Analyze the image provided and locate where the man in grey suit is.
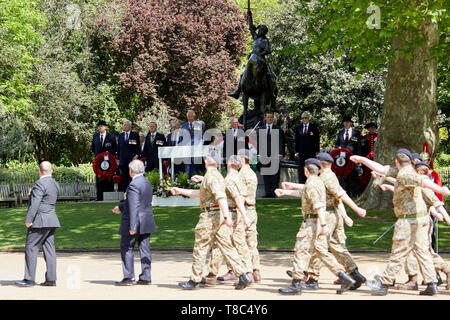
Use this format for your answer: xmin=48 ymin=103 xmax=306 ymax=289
xmin=15 ymin=161 xmax=60 ymax=287
xmin=112 ymin=160 xmax=157 ymax=285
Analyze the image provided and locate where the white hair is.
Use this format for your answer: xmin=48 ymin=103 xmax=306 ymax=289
xmin=128 ymin=160 xmax=145 ymax=174
xmin=139 ymin=132 xmax=145 ymax=137
xmin=186 ymin=110 xmax=196 ymax=117
xmin=301 ymin=111 xmax=310 ymax=118
xmin=123 ymin=120 xmax=132 ymax=126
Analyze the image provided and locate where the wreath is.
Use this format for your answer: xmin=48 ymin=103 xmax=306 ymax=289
xmin=93 ymin=152 xmax=118 ymax=181
xmin=330 ymin=148 xmax=355 ymax=178
xmin=113 ymin=174 xmax=122 ymax=184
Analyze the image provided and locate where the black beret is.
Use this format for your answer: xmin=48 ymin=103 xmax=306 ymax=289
xmin=364 ymin=122 xmax=377 ymax=129
xmin=97 ymin=120 xmax=107 ymax=127
xmin=396 ymin=148 xmax=412 ymax=159
xmin=414 ymin=161 xmax=430 ymax=169
xmin=305 ymin=158 xmax=322 ymax=169
xmin=317 ymin=152 xmax=333 ymax=163
xmin=411 ymin=153 xmax=423 ymax=161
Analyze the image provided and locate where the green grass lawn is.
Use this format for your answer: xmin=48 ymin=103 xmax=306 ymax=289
xmin=1 ymin=199 xmax=450 ymax=251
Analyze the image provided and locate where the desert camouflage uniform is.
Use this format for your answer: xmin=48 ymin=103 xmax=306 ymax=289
xmin=291 ymin=175 xmax=345 ymax=280
xmin=379 ymin=165 xmax=436 ymax=285
xmin=307 ymin=168 xmax=358 ymax=281
xmin=208 ymin=170 xmax=252 ymax=275
xmin=190 ymin=168 xmax=246 ymax=283
xmin=405 ymin=181 xmax=448 ymax=276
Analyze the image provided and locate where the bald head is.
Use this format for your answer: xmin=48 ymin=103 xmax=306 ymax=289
xmin=39 ymin=161 xmax=53 ymax=176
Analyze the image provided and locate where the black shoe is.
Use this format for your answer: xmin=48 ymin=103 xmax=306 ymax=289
xmin=349 ymin=268 xmax=366 ymax=290
xmin=301 ymin=278 xmax=319 ymax=290
xmin=336 ymin=271 xmax=356 ymax=294
xmin=286 ymin=270 xmax=293 ymax=278
xmin=279 ymin=279 xmax=302 ymax=295
xmin=228 ymin=90 xmax=240 ymax=99
xmin=115 ymin=278 xmax=136 ymax=286
xmin=235 ymin=274 xmax=252 ymax=290
xmin=40 ymin=281 xmax=56 ymax=287
xmin=178 ymin=280 xmax=200 ymax=290
xmin=437 ymin=273 xmax=443 ymax=286
xmin=136 ymin=280 xmax=151 ymax=285
xmin=420 ymin=283 xmax=439 ymax=296
xmin=366 ymin=275 xmax=389 ymax=296
xmin=15 ymin=279 xmax=35 ymax=287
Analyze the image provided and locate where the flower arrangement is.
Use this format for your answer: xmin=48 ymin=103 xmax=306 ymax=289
xmin=145 ymin=169 xmax=200 ymax=198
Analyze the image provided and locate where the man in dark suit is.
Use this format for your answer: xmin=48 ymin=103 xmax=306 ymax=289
xmin=294 ymin=111 xmax=320 ymax=183
xmin=181 ymin=110 xmax=204 ymax=177
xmin=112 ymin=160 xmax=157 ymax=285
xmin=91 ymin=120 xmax=117 ymax=201
xmin=118 ymin=120 xmax=140 ymax=191
xmin=223 ymin=117 xmax=248 ymax=163
xmin=335 ymin=116 xmax=363 ymax=196
xmin=257 ymin=112 xmax=285 ymax=198
xmin=16 ymin=162 xmax=60 ymax=287
xmin=166 ymin=121 xmax=184 ymax=175
xmin=144 ymin=121 xmax=166 ymax=173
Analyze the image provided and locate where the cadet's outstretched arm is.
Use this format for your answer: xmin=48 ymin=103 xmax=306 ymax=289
xmin=234 ymin=195 xmax=251 ymax=227
xmin=422 ymin=179 xmax=450 ymax=197
xmin=170 ymin=187 xmax=200 ymax=198
xmin=436 ymin=205 xmax=450 ymax=226
xmin=275 ymin=188 xmax=302 ymax=198
xmin=429 ymin=206 xmax=444 ymax=221
xmin=337 ymin=201 xmax=354 ymax=227
xmin=316 ymin=207 xmax=329 ymax=235
xmin=350 ymin=155 xmax=388 ymax=175
xmin=339 ymin=193 xmax=366 ymax=217
xmin=380 ymin=184 xmax=395 ymax=192
xmin=281 ymin=182 xmax=305 ymax=191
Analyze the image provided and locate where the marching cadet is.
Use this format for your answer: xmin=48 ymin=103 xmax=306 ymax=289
xmin=350 ymin=149 xmax=450 ymax=296
xmin=170 ymin=152 xmax=252 ymax=290
xmin=277 ymin=158 xmax=356 ymax=295
xmin=277 ymin=152 xmax=367 ymax=290
xmin=202 ymin=155 xmax=253 ymax=287
xmin=379 ymin=161 xmax=450 ymax=291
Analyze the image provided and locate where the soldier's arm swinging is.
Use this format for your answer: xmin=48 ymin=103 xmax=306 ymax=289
xmin=350 ymin=155 xmax=389 ymax=175
xmin=170 ymin=187 xmax=200 ymax=198
xmin=316 ymin=206 xmax=329 ymax=235
xmin=428 ymin=206 xmax=444 ymax=221
xmin=422 ymin=179 xmax=450 ymax=197
xmin=337 ymin=201 xmax=353 ymax=227
xmin=218 ymin=197 xmax=233 ymax=227
xmin=339 ymin=193 xmax=366 ymax=217
xmin=234 ymin=194 xmax=252 ymax=227
xmin=275 ymin=188 xmax=302 ymax=198
xmin=281 ymin=182 xmax=305 ymax=191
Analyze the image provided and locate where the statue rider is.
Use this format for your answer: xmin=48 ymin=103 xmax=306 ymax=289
xmin=228 ymin=8 xmax=276 ymax=99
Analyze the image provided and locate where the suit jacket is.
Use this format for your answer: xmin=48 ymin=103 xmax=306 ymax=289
xmin=257 ymin=124 xmax=285 ymax=158
xmin=181 ymin=121 xmax=204 ymax=146
xmin=166 ymin=131 xmax=183 ymax=147
xmin=143 ymin=132 xmax=166 ymax=169
xmin=295 ymin=122 xmax=320 ymax=158
xmin=223 ymin=128 xmax=249 ymax=160
xmin=335 ymin=128 xmax=362 ymax=155
xmin=137 ymin=141 xmax=146 ymax=159
xmin=117 ymin=131 xmax=140 ymax=166
xmin=118 ymin=175 xmax=157 ymax=236
xmin=91 ymin=132 xmax=116 ymax=157
xmin=26 ymin=176 xmax=60 ymax=228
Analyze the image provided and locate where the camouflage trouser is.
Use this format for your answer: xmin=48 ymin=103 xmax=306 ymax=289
xmin=208 ymin=210 xmax=252 ymax=276
xmin=405 ymin=216 xmax=448 ymax=276
xmin=291 ymin=218 xmax=344 ymax=280
xmin=246 ymin=207 xmax=260 ymax=271
xmin=190 ymin=210 xmax=246 ymax=283
xmin=307 ymin=208 xmax=358 ymax=281
xmin=380 ymin=215 xmax=436 ymax=285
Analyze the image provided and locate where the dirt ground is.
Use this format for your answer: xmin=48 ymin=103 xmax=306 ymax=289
xmin=1 ymin=250 xmax=450 ymax=300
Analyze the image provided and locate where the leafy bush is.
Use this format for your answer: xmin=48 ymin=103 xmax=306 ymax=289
xmin=145 ymin=169 xmax=161 ymax=193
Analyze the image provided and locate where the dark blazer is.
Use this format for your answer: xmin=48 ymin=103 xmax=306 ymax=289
xmin=166 ymin=131 xmax=183 ymax=147
xmin=335 ymin=128 xmax=362 ymax=155
xmin=257 ymin=124 xmax=285 ymax=158
xmin=143 ymin=132 xmax=166 ymax=170
xmin=137 ymin=141 xmax=146 ymax=159
xmin=91 ymin=132 xmax=116 ymax=157
xmin=118 ymin=175 xmax=156 ymax=235
xmin=223 ymin=128 xmax=249 ymax=160
xmin=26 ymin=176 xmax=60 ymax=228
xmin=117 ymin=131 xmax=140 ymax=166
xmin=295 ymin=122 xmax=320 ymax=158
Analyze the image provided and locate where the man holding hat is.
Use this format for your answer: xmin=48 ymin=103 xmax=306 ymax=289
xmin=91 ymin=120 xmax=117 ymax=201
xmin=278 ymin=158 xmax=356 ymax=295
xmin=170 ymin=151 xmax=252 ymax=291
xmin=350 ymin=149 xmax=450 ymax=296
xmin=294 ymin=111 xmax=320 ymax=183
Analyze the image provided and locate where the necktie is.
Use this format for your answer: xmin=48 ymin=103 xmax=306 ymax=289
xmin=189 ymin=123 xmax=193 ymax=134
xmin=303 ymin=124 xmax=307 ymax=136
xmin=126 ymin=132 xmax=129 ymax=143
xmin=345 ymin=130 xmax=349 ymax=142
xmin=100 ymin=134 xmax=104 ymax=146
xmin=152 ymin=134 xmax=155 ymax=145
xmin=267 ymin=125 xmax=271 ymax=136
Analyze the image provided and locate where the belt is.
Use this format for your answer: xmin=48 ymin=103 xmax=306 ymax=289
xmin=399 ymin=211 xmax=429 ymax=219
xmin=229 ymin=207 xmax=237 ymax=212
xmin=206 ymin=205 xmax=220 ymax=212
xmin=245 ymin=204 xmax=256 ymax=210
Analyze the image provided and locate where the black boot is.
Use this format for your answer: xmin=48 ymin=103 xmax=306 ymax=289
xmin=301 ymin=278 xmax=319 ymax=291
xmin=349 ymin=268 xmax=366 ymax=290
xmin=336 ymin=271 xmax=356 ymax=294
xmin=178 ymin=280 xmax=200 ymax=290
xmin=437 ymin=273 xmax=443 ymax=286
xmin=279 ymin=279 xmax=302 ymax=295
xmin=235 ymin=274 xmax=252 ymax=290
xmin=366 ymin=275 xmax=389 ymax=296
xmin=420 ymin=282 xmax=439 ymax=296
xmin=286 ymin=270 xmax=293 ymax=278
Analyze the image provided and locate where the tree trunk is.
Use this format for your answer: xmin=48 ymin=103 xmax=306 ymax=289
xmin=361 ymin=19 xmax=439 ymax=209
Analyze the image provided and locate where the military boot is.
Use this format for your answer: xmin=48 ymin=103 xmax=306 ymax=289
xmin=349 ymin=268 xmax=366 ymax=290
xmin=336 ymin=271 xmax=356 ymax=294
xmin=420 ymin=282 xmax=439 ymax=296
xmin=178 ymin=280 xmax=200 ymax=290
xmin=253 ymin=270 xmax=261 ymax=283
xmin=301 ymin=278 xmax=319 ymax=291
xmin=279 ymin=279 xmax=302 ymax=295
xmin=235 ymin=273 xmax=252 ymax=290
xmin=200 ymin=272 xmax=217 ymax=286
xmin=395 ymin=275 xmax=418 ymax=290
xmin=217 ymin=270 xmax=237 ymax=282
xmin=366 ymin=275 xmax=389 ymax=296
